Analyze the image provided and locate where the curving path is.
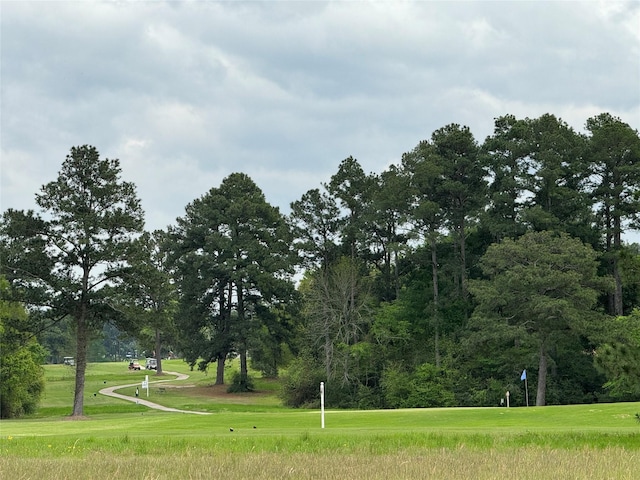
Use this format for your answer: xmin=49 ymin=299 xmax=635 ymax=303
xmin=99 ymin=370 xmax=211 ymax=415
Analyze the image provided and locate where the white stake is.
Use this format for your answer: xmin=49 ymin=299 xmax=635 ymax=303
xmin=320 ymin=382 xmax=325 ymax=429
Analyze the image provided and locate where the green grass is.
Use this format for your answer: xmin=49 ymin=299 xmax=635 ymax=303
xmin=37 ymin=359 xmax=281 ymax=415
xmin=4 ymin=403 xmax=640 ymax=444
xmin=2 ymin=361 xmax=640 ymax=479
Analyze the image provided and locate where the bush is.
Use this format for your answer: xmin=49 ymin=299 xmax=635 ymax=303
xmin=0 ymin=279 xmax=46 ymax=418
xmin=382 ymin=362 xmax=456 ymax=408
xmin=226 ymin=371 xmax=255 ymax=393
xmin=0 ymin=340 xmax=46 ymax=418
xmin=381 ymin=363 xmax=413 ymax=408
xmin=280 ymin=353 xmax=324 ymax=407
xmin=407 ymin=363 xmax=456 ymax=408
xmin=355 ymin=384 xmax=383 ymax=409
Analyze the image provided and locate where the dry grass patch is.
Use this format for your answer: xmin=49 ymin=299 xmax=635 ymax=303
xmin=2 ymin=448 xmax=638 ymax=480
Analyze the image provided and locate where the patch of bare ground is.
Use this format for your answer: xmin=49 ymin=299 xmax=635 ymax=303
xmin=188 ymin=384 xmax=273 ymax=401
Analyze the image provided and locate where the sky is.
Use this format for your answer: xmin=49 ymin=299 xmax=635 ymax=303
xmin=2 ymin=1 xmax=639 ymax=235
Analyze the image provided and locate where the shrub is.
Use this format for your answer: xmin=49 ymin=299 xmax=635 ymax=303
xmin=227 ymin=371 xmax=255 ymax=393
xmin=381 ymin=364 xmax=413 ymax=408
xmin=382 ymin=362 xmax=456 ymax=408
xmin=407 ymin=363 xmax=456 ymax=408
xmin=280 ymin=353 xmax=324 ymax=407
xmin=0 ymin=279 xmax=46 ymax=418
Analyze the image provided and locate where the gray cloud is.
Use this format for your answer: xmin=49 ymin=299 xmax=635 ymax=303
xmin=2 ymin=1 xmax=638 ymax=232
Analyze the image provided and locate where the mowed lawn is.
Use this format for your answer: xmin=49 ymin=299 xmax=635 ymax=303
xmin=2 ymin=361 xmax=640 ymax=479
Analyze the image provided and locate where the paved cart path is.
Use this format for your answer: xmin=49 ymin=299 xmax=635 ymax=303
xmin=99 ymin=371 xmax=211 ymax=415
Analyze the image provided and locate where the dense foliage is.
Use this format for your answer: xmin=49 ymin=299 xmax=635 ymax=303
xmin=0 ymin=277 xmax=46 ymax=418
xmin=283 ymin=112 xmax=639 ymax=408
xmin=2 ymin=112 xmax=639 ymax=413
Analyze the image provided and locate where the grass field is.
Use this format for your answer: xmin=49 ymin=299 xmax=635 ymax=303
xmin=1 ymin=360 xmax=640 ymax=479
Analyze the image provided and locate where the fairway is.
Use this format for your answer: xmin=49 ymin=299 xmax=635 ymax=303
xmin=2 ymin=361 xmax=640 ymax=479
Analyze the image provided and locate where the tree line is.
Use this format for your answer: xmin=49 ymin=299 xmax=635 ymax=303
xmin=1 ymin=112 xmax=639 ymax=417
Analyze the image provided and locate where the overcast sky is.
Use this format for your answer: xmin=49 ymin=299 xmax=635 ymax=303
xmin=2 ymin=1 xmax=639 ymax=234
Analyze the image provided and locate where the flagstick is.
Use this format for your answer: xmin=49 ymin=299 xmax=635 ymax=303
xmin=524 ymin=377 xmax=529 ymax=407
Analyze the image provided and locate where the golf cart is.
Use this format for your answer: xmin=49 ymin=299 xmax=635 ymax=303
xmin=145 ymin=358 xmax=157 ymax=370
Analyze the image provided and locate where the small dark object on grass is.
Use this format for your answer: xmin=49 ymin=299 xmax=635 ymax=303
xmin=635 ymin=413 xmax=640 ymax=423
xmin=230 ymin=428 xmax=234 ymax=432
xmin=253 ymin=426 xmax=256 ymax=429
xmin=93 ymin=393 xmax=97 ymax=396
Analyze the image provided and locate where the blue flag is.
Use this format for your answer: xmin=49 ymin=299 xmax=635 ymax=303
xmin=521 ymin=369 xmax=527 ymax=381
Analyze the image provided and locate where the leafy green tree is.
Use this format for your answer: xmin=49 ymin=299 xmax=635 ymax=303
xmin=594 ymin=309 xmax=640 ymax=400
xmin=522 ymin=114 xmax=595 ymax=243
xmin=480 ymin=114 xmax=531 ymax=241
xmin=402 ymin=134 xmax=478 ymax=366
xmin=169 ymin=191 xmax=232 ymax=383
xmin=586 ymin=113 xmax=640 ymax=315
xmin=367 ymin=165 xmax=412 ymax=302
xmin=431 ymin=124 xmax=486 ymax=299
xmin=619 ymin=244 xmax=640 ymax=311
xmin=402 ymin=140 xmax=447 ymax=365
xmin=220 ymin=173 xmax=297 ymax=388
xmin=37 ymin=315 xmax=75 ymax=364
xmin=170 ymin=173 xmax=296 ymax=388
xmin=470 ymin=231 xmax=608 ymax=406
xmin=100 ymin=321 xmax=139 ymax=362
xmin=326 ymin=156 xmax=375 ymax=261
xmin=481 ymin=113 xmax=598 ymax=245
xmin=248 ymin=303 xmax=297 ymax=378
xmin=324 ymin=158 xmax=410 ymax=302
xmin=0 ymin=277 xmax=46 ymax=418
xmin=371 ymin=299 xmax=413 ymax=365
xmin=289 ymin=188 xmax=342 ymax=273
xmin=115 ymin=230 xmax=178 ymax=375
xmin=0 ymin=145 xmax=144 ymax=417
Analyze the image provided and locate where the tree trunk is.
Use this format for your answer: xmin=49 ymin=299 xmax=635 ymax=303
xmin=155 ymin=327 xmax=163 ymax=375
xmin=240 ymin=348 xmax=248 ymax=385
xmin=431 ymin=234 xmax=441 ymax=368
xmin=613 ymin=263 xmax=623 ymax=316
xmin=608 ymin=260 xmax=616 ymax=314
xmin=603 ymin=204 xmax=615 ymax=314
xmin=536 ymin=341 xmax=547 ymax=406
xmin=215 ymin=353 xmax=225 ymax=385
xmin=393 ymin=248 xmax=400 ymax=299
xmin=237 ymin=283 xmax=249 ymax=388
xmin=459 ymin=219 xmax=467 ymax=300
xmin=613 ymin=215 xmax=624 ymax=315
xmin=71 ymin=314 xmax=88 ymax=417
xmin=384 ymin=241 xmax=392 ymax=301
